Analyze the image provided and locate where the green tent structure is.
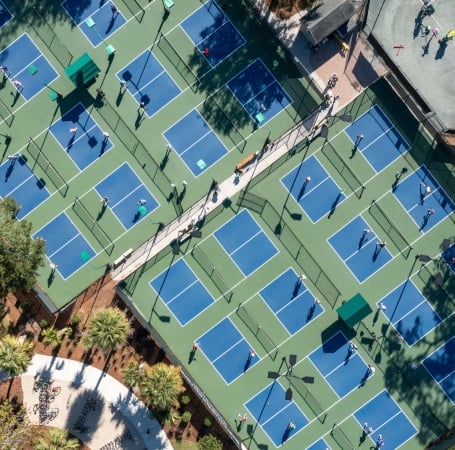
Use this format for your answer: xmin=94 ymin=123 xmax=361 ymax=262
xmin=65 ymin=53 xmax=100 ymax=88
xmin=336 ymin=293 xmax=373 ymax=328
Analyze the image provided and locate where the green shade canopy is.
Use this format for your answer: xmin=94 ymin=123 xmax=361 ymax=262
xmin=336 ymin=293 xmax=373 ymax=328
xmin=65 ymin=53 xmax=100 ymax=87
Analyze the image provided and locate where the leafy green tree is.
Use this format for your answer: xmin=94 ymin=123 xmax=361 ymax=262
xmin=0 ymin=197 xmax=46 ymax=296
xmin=198 ymin=434 xmax=223 ymax=450
xmin=34 ymin=428 xmax=80 ymax=450
xmin=140 ymin=362 xmax=185 ymax=411
xmin=121 ymin=359 xmax=142 ymax=389
xmin=83 ymin=307 xmax=129 ymax=356
xmin=0 ymin=334 xmax=34 ymax=378
xmin=0 ymin=399 xmax=31 ymax=449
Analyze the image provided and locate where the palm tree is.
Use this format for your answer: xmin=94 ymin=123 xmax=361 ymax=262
xmin=83 ymin=307 xmax=129 ymax=356
xmin=121 ymin=359 xmax=142 ymax=390
xmin=0 ymin=334 xmax=33 ymax=397
xmin=34 ymin=428 xmax=80 ymax=450
xmin=140 ymin=362 xmax=185 ymax=411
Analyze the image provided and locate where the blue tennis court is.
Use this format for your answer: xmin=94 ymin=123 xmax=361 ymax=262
xmin=345 ymin=104 xmax=409 ymax=172
xmin=308 ymin=438 xmax=331 ymax=450
xmin=245 ymin=381 xmax=308 ymax=446
xmin=198 ymin=318 xmax=259 ymax=384
xmin=227 ymin=59 xmax=292 ymax=126
xmin=0 ymin=33 xmax=58 ymax=101
xmin=259 ymin=268 xmax=324 ymax=335
xmin=442 ymin=243 xmax=455 ymax=273
xmin=34 ymin=212 xmax=96 ymax=279
xmin=62 ymin=0 xmax=126 ymax=47
xmin=214 ymin=209 xmax=278 ymax=276
xmin=281 ymin=155 xmax=346 ymax=222
xmin=377 ymin=280 xmax=441 ymax=346
xmin=117 ymin=49 xmax=181 ymax=117
xmin=354 ymin=390 xmax=418 ymax=448
xmin=422 ymin=336 xmax=455 ymax=403
xmin=149 ymin=258 xmax=214 ymax=326
xmin=0 ymin=156 xmax=50 ymax=219
xmin=392 ymin=165 xmax=455 ymax=232
xmin=309 ymin=331 xmax=371 ymax=398
xmin=0 ymin=1 xmax=13 ymax=28
xmin=328 ymin=215 xmax=393 ymax=283
xmin=49 ymin=103 xmax=114 ymax=171
xmin=95 ymin=163 xmax=159 ymax=230
xmin=180 ymin=0 xmax=245 ymax=68
xmin=163 ymin=109 xmax=228 ymax=176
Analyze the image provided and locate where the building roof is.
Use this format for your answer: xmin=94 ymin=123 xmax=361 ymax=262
xmin=300 ymin=0 xmax=355 ymax=45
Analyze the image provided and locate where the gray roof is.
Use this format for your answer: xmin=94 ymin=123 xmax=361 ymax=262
xmin=300 ymin=0 xmax=355 ymax=44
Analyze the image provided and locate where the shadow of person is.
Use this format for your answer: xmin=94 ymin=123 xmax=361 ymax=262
xmin=4 ymin=158 xmax=17 ymax=181
xmin=306 ymin=305 xmax=316 ymax=322
xmin=97 ymin=204 xmax=107 ymax=221
xmin=328 ymin=193 xmax=343 ymax=218
xmin=188 ymin=349 xmax=196 ymax=364
xmin=11 ymin=89 xmax=21 ymax=107
xmin=47 ymin=271 xmax=55 ymax=287
xmin=281 ymin=428 xmax=291 ymax=443
xmin=115 ymin=89 xmax=125 ymax=107
xmin=99 ymin=140 xmax=108 ymax=155
xmin=243 ymin=355 xmax=253 ymax=372
xmin=372 ymin=245 xmax=380 ymax=262
xmin=297 ymin=182 xmax=307 ymax=200
xmin=350 ymin=145 xmax=357 ymax=159
xmin=292 ymin=280 xmax=301 ymax=297
xmin=372 ymin=308 xmax=380 ymax=325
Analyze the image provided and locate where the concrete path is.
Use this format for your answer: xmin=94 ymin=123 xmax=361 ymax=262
xmin=1 ymin=354 xmax=173 ymax=450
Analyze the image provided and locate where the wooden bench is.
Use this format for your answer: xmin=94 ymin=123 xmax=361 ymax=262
xmin=235 ymin=152 xmax=257 ymax=174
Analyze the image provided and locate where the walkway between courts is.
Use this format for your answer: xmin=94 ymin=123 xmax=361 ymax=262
xmin=111 ymin=106 xmax=330 ymax=282
xmin=1 ymin=354 xmax=173 ymax=450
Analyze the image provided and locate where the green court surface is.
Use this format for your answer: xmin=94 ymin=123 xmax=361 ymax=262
xmin=1 ymin=1 xmax=454 ymax=449
xmin=0 ymin=0 xmax=319 ymax=307
xmin=118 ymin=80 xmax=455 ymax=449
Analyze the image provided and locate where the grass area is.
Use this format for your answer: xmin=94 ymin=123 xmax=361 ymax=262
xmin=170 ymin=438 xmax=198 ymax=450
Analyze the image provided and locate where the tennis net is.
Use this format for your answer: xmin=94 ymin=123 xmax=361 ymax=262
xmin=119 ymin=0 xmax=145 ymax=22
xmin=201 ymin=90 xmax=248 ymax=153
xmin=236 ymin=304 xmax=279 ymax=360
xmin=331 ymin=426 xmax=355 ymax=450
xmin=30 ymin=7 xmax=73 ymax=68
xmin=0 ymin=99 xmax=13 ymax=127
xmin=322 ymin=140 xmax=365 ymax=198
xmin=289 ymin=377 xmax=326 ymax=423
xmin=191 ymin=244 xmax=233 ymax=303
xmin=157 ymin=33 xmax=200 ymax=89
xmin=368 ymin=200 xmax=412 ymax=258
xmin=27 ymin=138 xmax=69 ymax=196
xmin=72 ymin=197 xmax=115 ymax=255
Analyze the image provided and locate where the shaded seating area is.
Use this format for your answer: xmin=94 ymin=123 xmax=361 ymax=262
xmin=337 ymin=293 xmax=373 ymax=328
xmin=65 ymin=53 xmax=100 ymax=88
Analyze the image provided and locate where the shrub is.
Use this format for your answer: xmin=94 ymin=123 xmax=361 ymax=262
xmin=181 ymin=411 xmax=192 ymax=424
xmin=203 ymin=417 xmax=212 ymax=428
xmin=180 ymin=394 xmax=191 ymax=406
